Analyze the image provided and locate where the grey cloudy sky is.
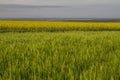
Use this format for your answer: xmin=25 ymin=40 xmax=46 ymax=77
xmin=0 ymin=0 xmax=120 ymax=5
xmin=0 ymin=0 xmax=120 ymax=18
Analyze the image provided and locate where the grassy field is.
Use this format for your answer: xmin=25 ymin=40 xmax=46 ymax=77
xmin=0 ymin=31 xmax=120 ymax=80
xmin=0 ymin=20 xmax=120 ymax=80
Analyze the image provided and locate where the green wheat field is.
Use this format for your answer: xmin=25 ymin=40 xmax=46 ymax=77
xmin=0 ymin=21 xmax=120 ymax=80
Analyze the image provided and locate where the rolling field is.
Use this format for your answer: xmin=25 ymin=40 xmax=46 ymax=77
xmin=0 ymin=21 xmax=120 ymax=80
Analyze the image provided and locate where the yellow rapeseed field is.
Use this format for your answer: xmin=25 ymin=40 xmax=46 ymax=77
xmin=0 ymin=20 xmax=120 ymax=31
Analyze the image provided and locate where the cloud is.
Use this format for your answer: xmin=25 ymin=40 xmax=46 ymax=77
xmin=0 ymin=0 xmax=70 ymax=5
xmin=0 ymin=4 xmax=120 ymax=18
xmin=0 ymin=0 xmax=120 ymax=5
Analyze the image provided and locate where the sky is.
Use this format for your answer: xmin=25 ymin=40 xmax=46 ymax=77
xmin=0 ymin=0 xmax=120 ymax=18
xmin=0 ymin=0 xmax=120 ymax=5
